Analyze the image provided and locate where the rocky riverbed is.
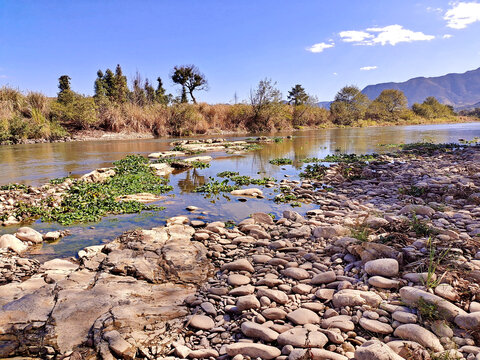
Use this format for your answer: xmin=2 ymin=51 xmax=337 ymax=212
xmin=2 ymin=144 xmax=480 ymax=359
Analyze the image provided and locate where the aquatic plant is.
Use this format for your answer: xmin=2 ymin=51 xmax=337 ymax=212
xmin=193 ymin=177 xmax=239 ymax=194
xmin=299 ymin=163 xmax=327 ymax=180
xmin=190 ymin=161 xmax=210 ymax=169
xmin=269 ymin=158 xmax=293 ymax=165
xmin=217 ymin=171 xmax=239 ymax=178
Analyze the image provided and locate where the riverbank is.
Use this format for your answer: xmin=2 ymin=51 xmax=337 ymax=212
xmin=1 ymin=143 xmax=480 ymax=359
xmin=1 ymin=115 xmax=476 ymax=146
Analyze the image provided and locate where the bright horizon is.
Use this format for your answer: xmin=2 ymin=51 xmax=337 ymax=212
xmin=1 ymin=1 xmax=480 ymax=103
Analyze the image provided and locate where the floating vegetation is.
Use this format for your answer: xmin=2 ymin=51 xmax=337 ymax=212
xmin=0 ymin=183 xmax=29 ymax=191
xmin=269 ymin=158 xmax=293 ymax=165
xmin=459 ymin=137 xmax=480 ymax=145
xmin=50 ymin=177 xmax=69 ymax=185
xmin=321 ymin=153 xmax=379 ymax=163
xmin=7 ymin=155 xmax=172 ymax=225
xmin=217 ymin=171 xmax=240 ymax=178
xmin=190 ymin=161 xmax=210 ymax=169
xmin=400 ymin=142 xmax=461 ymax=154
xmin=274 ymin=193 xmax=298 ymax=203
xmin=243 ymin=143 xmax=263 ymax=151
xmin=193 ymin=178 xmax=239 ymax=194
xmin=299 ymin=164 xmax=327 ymax=180
xmin=301 ymin=157 xmax=322 ymax=163
xmin=229 ymin=176 xmax=275 ymax=186
xmin=273 ymin=137 xmax=284 ymax=143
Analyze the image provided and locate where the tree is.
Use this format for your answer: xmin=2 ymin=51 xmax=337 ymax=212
xmin=171 ymin=65 xmax=208 ymax=104
xmin=249 ymin=78 xmax=282 ymax=130
xmin=57 ymin=75 xmax=74 ymax=104
xmin=144 ymin=78 xmax=155 ymax=104
xmin=287 ymin=84 xmax=309 ymax=106
xmin=94 ymin=70 xmax=107 ymax=103
xmin=367 ymin=89 xmax=407 ymax=121
xmin=330 ymin=85 xmax=370 ymax=125
xmin=113 ymin=64 xmax=128 ymax=103
xmin=131 ymin=71 xmax=146 ymax=106
xmin=103 ymin=69 xmax=115 ymax=100
xmin=412 ymin=96 xmax=454 ymax=119
xmin=155 ymin=77 xmax=169 ymax=105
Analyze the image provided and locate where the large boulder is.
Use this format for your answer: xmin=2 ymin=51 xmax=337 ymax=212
xmin=15 ymin=227 xmax=43 ymax=244
xmin=0 ymin=234 xmax=28 ymax=254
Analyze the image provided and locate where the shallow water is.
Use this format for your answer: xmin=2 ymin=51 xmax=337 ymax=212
xmin=1 ymin=122 xmax=479 ymax=261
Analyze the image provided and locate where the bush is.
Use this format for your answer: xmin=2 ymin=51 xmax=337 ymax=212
xmin=51 ymin=95 xmax=98 ymax=130
xmin=168 ymin=103 xmax=205 ymax=135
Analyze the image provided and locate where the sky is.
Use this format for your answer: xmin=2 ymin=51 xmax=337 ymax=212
xmin=1 ymin=1 xmax=480 ymax=103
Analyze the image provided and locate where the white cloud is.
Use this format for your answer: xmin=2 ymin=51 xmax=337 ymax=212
xmin=339 ymin=30 xmax=374 ymax=43
xmin=444 ymin=2 xmax=480 ymax=29
xmin=333 ymin=72 xmax=338 ymax=76
xmin=306 ymin=42 xmax=334 ymax=53
xmin=443 ymin=34 xmax=453 ymax=38
xmin=426 ymin=6 xmax=443 ymax=13
xmin=366 ymin=25 xmax=435 ymax=45
xmin=338 ymin=25 xmax=434 ymax=46
xmin=360 ymin=66 xmax=378 ymax=71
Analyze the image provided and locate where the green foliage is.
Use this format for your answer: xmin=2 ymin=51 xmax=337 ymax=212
xmin=287 ymin=84 xmax=309 ymax=106
xmin=190 ymin=161 xmax=210 ymax=169
xmin=171 ymin=65 xmax=208 ymax=104
xmin=299 ymin=164 xmax=327 ymax=180
xmin=321 ymin=153 xmax=379 ymax=163
xmin=412 ymin=97 xmax=455 ymax=119
xmin=229 ymin=175 xmax=275 ymax=186
xmin=409 ymin=214 xmax=433 ymax=237
xmin=57 ymin=75 xmax=74 ymax=105
xmin=155 ymin=77 xmax=170 ymax=105
xmin=274 ymin=193 xmax=298 ymax=203
xmin=423 ymin=239 xmax=450 ymax=289
xmin=0 ymin=183 xmax=29 ymax=191
xmin=269 ymin=158 xmax=293 ymax=165
xmin=416 ymin=298 xmax=441 ymax=321
xmin=249 ymin=78 xmax=283 ymax=130
xmin=273 ymin=136 xmax=284 ymax=143
xmin=14 ymin=155 xmax=172 ymax=225
xmin=367 ymin=89 xmax=408 ymax=121
xmin=51 ymin=95 xmax=97 ymax=130
xmin=50 ymin=177 xmax=68 ymax=185
xmin=331 ymin=85 xmax=370 ymax=125
xmin=193 ymin=178 xmax=238 ymax=194
xmin=399 ymin=185 xmax=426 ymax=197
xmin=217 ymin=171 xmax=240 ymax=178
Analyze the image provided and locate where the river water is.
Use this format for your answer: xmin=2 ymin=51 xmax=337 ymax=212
xmin=1 ymin=122 xmax=479 ymax=260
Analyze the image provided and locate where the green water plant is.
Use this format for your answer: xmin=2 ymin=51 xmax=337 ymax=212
xmin=269 ymin=158 xmax=293 ymax=165
xmin=299 ymin=164 xmax=327 ymax=180
xmin=217 ymin=171 xmax=239 ymax=178
xmin=193 ymin=178 xmax=239 ymax=194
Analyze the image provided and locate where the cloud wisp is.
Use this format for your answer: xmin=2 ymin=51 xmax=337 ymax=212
xmin=444 ymin=1 xmax=480 ymax=29
xmin=339 ymin=25 xmax=434 ymax=46
xmin=306 ymin=42 xmax=335 ymax=53
xmin=360 ymin=66 xmax=378 ymax=71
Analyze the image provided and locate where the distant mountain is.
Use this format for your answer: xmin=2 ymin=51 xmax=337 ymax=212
xmin=317 ymin=101 xmax=331 ymax=109
xmin=361 ymin=67 xmax=480 ymax=109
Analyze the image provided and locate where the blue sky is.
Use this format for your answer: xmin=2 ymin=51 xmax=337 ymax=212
xmin=1 ymin=1 xmax=480 ymax=103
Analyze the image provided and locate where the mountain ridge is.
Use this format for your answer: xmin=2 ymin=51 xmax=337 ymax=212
xmin=361 ymin=67 xmax=480 ymax=109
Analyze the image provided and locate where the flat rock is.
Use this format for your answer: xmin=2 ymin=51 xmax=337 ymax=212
xmin=236 ymin=295 xmax=260 ymax=311
xmin=368 ymin=276 xmax=400 ymax=289
xmin=359 ymin=318 xmax=393 ymax=334
xmin=0 ymin=234 xmax=28 ymax=254
xmin=230 ymin=188 xmax=263 ymax=197
xmin=311 ymin=271 xmax=336 ymax=285
xmin=332 ymin=289 xmax=382 ymax=308
xmin=241 ymin=321 xmax=279 ymax=342
xmin=289 ymin=348 xmax=348 ymax=360
xmin=321 ymin=315 xmax=355 ymax=332
xmin=454 ymin=312 xmax=480 ymax=331
xmin=277 ymin=327 xmax=328 ymax=348
xmin=283 ymin=267 xmax=311 ymax=280
xmin=189 ymin=315 xmax=215 ymax=330
xmin=399 ymin=204 xmax=435 ymax=217
xmin=228 ymin=274 xmax=251 ymax=286
xmin=355 ymin=340 xmax=404 ymax=360
xmin=393 ymin=324 xmax=443 ymax=352
xmin=221 ymin=259 xmax=254 ymax=272
xmin=225 ymin=343 xmax=281 ymax=359
xmin=400 ymin=286 xmax=465 ymax=321
xmin=257 ymin=288 xmax=289 ymax=304
xmin=262 ymin=308 xmax=287 ymax=320
xmin=286 ymin=308 xmax=320 ymax=325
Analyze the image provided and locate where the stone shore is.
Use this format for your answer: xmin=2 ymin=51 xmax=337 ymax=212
xmin=1 ymin=145 xmax=480 ymax=359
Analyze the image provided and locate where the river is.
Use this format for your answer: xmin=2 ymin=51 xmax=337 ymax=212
xmin=1 ymin=122 xmax=479 ymax=261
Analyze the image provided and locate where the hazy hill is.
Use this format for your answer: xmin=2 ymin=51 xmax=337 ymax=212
xmin=361 ymin=67 xmax=480 ymax=109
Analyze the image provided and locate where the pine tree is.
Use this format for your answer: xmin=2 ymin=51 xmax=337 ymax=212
xmin=113 ymin=64 xmax=128 ymax=103
xmin=57 ymin=75 xmax=74 ymax=104
xmin=287 ymin=84 xmax=309 ymax=106
xmin=155 ymin=77 xmax=169 ymax=105
xmin=94 ymin=70 xmax=107 ymax=102
xmin=103 ymin=69 xmax=115 ymax=101
xmin=144 ymin=78 xmax=155 ymax=104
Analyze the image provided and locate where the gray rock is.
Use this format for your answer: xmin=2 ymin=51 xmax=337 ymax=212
xmin=241 ymin=321 xmax=279 ymax=342
xmin=277 ymin=327 xmax=328 ymax=348
xmin=364 ymin=258 xmax=399 ymax=277
xmin=221 ymin=259 xmax=254 ymax=272
xmin=15 ymin=227 xmax=43 ymax=244
xmin=359 ymin=318 xmax=393 ymax=334
xmin=236 ymin=295 xmax=260 ymax=311
xmin=311 ymin=271 xmax=336 ymax=285
xmin=189 ymin=315 xmax=215 ymax=330
xmin=354 ymin=340 xmax=404 ymax=360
